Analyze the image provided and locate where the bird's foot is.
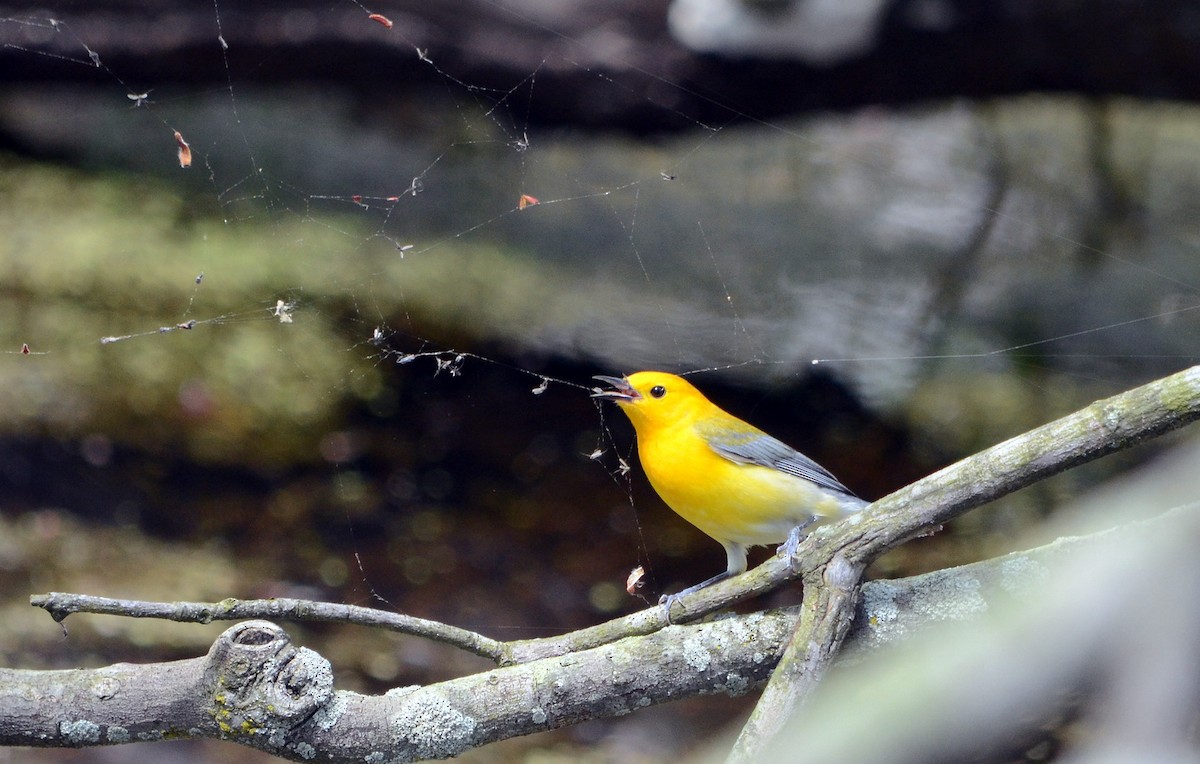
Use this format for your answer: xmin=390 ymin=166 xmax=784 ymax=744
xmin=776 ymin=518 xmax=816 ymax=571
xmin=658 ymin=592 xmax=686 ymax=624
xmin=656 ymin=571 xmax=730 ymax=624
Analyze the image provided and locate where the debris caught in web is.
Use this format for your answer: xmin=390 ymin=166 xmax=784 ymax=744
xmin=273 ymin=300 xmax=294 ymax=324
xmin=625 ymin=566 xmax=646 ymax=596
xmin=173 ymin=130 xmax=192 ymax=168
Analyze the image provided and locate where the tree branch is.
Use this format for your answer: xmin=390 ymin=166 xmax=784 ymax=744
xmin=27 ymin=594 xmax=507 ymax=663
xmin=2 ymin=613 xmax=797 ymax=760
xmin=728 ymin=363 xmax=1200 ymax=762
xmin=764 ymin=497 xmax=1200 ymax=763
xmin=12 ymin=365 xmax=1200 ymax=761
xmin=0 ymin=621 xmax=332 ymax=753
xmin=11 ymin=504 xmax=1194 ymax=761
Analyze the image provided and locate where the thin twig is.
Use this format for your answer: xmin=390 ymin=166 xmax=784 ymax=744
xmin=28 ymin=593 xmax=507 ymax=662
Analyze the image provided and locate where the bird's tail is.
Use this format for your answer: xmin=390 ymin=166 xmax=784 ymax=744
xmin=837 ymin=494 xmax=870 ymax=517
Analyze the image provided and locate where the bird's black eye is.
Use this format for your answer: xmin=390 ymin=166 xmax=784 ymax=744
xmin=650 ymin=385 xmax=666 ymax=398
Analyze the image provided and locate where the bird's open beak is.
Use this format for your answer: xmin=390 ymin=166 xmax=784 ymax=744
xmin=591 ymin=375 xmax=640 ymax=402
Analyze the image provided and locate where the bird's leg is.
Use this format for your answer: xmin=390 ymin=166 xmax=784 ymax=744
xmin=776 ymin=516 xmax=817 ymax=570
xmin=658 ymin=571 xmax=732 ymax=621
xmin=659 ymin=542 xmax=747 ymax=623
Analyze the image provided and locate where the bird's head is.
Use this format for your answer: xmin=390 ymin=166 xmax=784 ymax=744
xmin=591 ymin=371 xmax=710 ymax=431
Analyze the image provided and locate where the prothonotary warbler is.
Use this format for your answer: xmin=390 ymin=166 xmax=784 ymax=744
xmin=592 ymin=371 xmax=867 ymax=604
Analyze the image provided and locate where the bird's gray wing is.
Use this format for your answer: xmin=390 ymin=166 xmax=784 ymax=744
xmin=696 ymin=419 xmax=858 ymax=498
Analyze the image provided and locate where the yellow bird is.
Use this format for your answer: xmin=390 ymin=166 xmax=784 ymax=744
xmin=593 ymin=371 xmax=867 ymax=602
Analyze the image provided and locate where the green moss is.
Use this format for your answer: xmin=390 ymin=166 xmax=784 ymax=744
xmin=0 ymin=155 xmax=634 ymax=471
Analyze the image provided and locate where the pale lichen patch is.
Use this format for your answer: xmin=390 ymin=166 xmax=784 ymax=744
xmin=105 ymin=725 xmax=130 ymax=743
xmin=1000 ymin=555 xmax=1049 ymax=595
xmin=682 ymin=632 xmax=713 ymax=672
xmin=59 ymin=719 xmax=101 ymax=744
xmin=312 ymin=691 xmax=350 ymax=731
xmin=392 ymin=693 xmax=477 ymax=759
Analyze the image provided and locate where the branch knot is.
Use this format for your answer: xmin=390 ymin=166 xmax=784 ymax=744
xmin=202 ymin=621 xmax=334 ymax=748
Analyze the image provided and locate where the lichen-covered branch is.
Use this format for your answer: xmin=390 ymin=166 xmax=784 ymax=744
xmin=728 ymin=553 xmax=863 ymax=761
xmin=8 ymin=506 xmax=1193 ymax=761
xmin=727 ymin=363 xmax=1200 ymax=763
xmin=769 ymin=497 xmax=1200 ymax=764
xmin=1 ymin=612 xmax=795 ymax=761
xmin=0 ymin=621 xmax=332 ymax=754
xmin=11 ymin=365 xmax=1200 ymax=761
xmin=30 ymin=366 xmax=1200 ymax=675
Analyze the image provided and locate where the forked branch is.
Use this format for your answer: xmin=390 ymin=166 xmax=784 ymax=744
xmin=12 ymin=364 xmax=1200 ymax=762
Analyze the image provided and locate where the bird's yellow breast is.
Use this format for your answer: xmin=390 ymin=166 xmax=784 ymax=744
xmin=634 ymin=417 xmax=841 ymax=547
